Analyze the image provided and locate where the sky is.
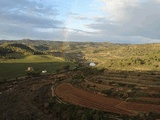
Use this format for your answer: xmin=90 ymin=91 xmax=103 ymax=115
xmin=0 ymin=0 xmax=160 ymax=44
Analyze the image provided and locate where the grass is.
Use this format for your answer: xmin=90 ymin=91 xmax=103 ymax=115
xmin=0 ymin=55 xmax=75 ymax=81
xmin=84 ymin=44 xmax=160 ymax=71
xmin=0 ymin=55 xmax=65 ymax=63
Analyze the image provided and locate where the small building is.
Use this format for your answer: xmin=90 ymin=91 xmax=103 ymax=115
xmin=26 ymin=67 xmax=34 ymax=72
xmin=42 ymin=70 xmax=47 ymax=74
xmin=89 ymin=62 xmax=96 ymax=67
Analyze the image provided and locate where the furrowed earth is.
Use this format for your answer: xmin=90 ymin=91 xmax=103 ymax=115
xmin=0 ymin=69 xmax=160 ymax=119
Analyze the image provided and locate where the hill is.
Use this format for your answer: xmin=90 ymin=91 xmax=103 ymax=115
xmin=0 ymin=43 xmax=42 ymax=59
xmin=0 ymin=40 xmax=160 ymax=119
xmin=1 ymin=39 xmax=160 ymax=80
xmin=83 ymin=43 xmax=160 ymax=71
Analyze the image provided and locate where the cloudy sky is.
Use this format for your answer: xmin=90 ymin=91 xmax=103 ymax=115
xmin=0 ymin=0 xmax=160 ymax=43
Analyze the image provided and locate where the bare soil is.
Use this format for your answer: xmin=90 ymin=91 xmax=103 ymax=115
xmin=0 ymin=77 xmax=54 ymax=120
xmin=55 ymin=83 xmax=160 ymax=116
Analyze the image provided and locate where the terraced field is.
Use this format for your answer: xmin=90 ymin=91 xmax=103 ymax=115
xmin=55 ymin=83 xmax=160 ymax=115
xmin=1 ymin=69 xmax=160 ymax=119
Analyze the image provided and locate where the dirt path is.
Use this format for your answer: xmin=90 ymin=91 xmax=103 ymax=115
xmin=55 ymin=83 xmax=160 ymax=116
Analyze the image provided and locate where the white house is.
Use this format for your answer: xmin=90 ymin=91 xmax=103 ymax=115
xmin=42 ymin=70 xmax=47 ymax=74
xmin=89 ymin=62 xmax=96 ymax=67
xmin=26 ymin=67 xmax=34 ymax=72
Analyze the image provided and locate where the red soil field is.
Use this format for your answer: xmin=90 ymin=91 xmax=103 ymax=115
xmin=55 ymin=83 xmax=160 ymax=116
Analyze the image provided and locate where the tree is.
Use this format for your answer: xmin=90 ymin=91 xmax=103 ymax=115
xmin=63 ymin=65 xmax=70 ymax=71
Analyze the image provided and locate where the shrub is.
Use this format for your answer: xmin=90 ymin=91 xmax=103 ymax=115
xmin=26 ymin=71 xmax=40 ymax=77
xmin=63 ymin=65 xmax=70 ymax=71
xmin=102 ymin=89 xmax=115 ymax=96
xmin=109 ymin=81 xmax=116 ymax=85
xmin=118 ymin=82 xmax=126 ymax=87
xmin=127 ymin=84 xmax=136 ymax=88
xmin=97 ymin=80 xmax=102 ymax=84
xmin=73 ymin=74 xmax=84 ymax=79
xmin=155 ymin=65 xmax=159 ymax=68
xmin=56 ymin=69 xmax=60 ymax=73
xmin=132 ymin=91 xmax=149 ymax=97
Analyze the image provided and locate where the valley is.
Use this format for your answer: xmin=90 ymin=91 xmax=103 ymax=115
xmin=0 ymin=40 xmax=160 ymax=119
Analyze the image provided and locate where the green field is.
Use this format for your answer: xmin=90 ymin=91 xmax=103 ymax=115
xmin=0 ymin=55 xmax=74 ymax=81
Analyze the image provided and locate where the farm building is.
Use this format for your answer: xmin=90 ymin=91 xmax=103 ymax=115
xmin=26 ymin=67 xmax=34 ymax=72
xmin=89 ymin=62 xmax=96 ymax=67
xmin=42 ymin=70 xmax=47 ymax=74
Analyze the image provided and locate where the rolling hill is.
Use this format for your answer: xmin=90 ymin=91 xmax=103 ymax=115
xmin=1 ymin=39 xmax=160 ymax=80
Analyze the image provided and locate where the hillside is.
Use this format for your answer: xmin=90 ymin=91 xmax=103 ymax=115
xmin=1 ymin=40 xmax=160 ymax=79
xmin=83 ymin=43 xmax=160 ymax=71
xmin=0 ymin=69 xmax=160 ymax=119
xmin=1 ymin=40 xmax=160 ymax=71
xmin=1 ymin=40 xmax=160 ymax=119
xmin=0 ymin=43 xmax=43 ymax=59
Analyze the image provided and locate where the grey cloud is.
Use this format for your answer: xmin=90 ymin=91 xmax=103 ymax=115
xmin=87 ymin=1 xmax=160 ymax=42
xmin=92 ymin=17 xmax=107 ymax=23
xmin=1 ymin=0 xmax=160 ymax=44
xmin=0 ymin=0 xmax=64 ymax=40
xmin=0 ymin=22 xmax=64 ymax=40
xmin=71 ymin=28 xmax=98 ymax=35
xmin=0 ymin=0 xmax=62 ymax=28
xmin=0 ymin=12 xmax=62 ymax=28
xmin=68 ymin=12 xmax=88 ymax=20
xmin=72 ymin=15 xmax=88 ymax=20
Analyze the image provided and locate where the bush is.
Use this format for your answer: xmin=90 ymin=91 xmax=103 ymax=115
xmin=82 ymin=68 xmax=105 ymax=75
xmin=102 ymin=89 xmax=115 ymax=96
xmin=155 ymin=65 xmax=159 ymax=68
xmin=109 ymin=81 xmax=116 ymax=85
xmin=132 ymin=91 xmax=149 ymax=97
xmin=73 ymin=74 xmax=84 ymax=80
xmin=118 ymin=82 xmax=126 ymax=87
xmin=26 ymin=71 xmax=40 ymax=77
xmin=97 ymin=80 xmax=102 ymax=84
xmin=63 ymin=65 xmax=70 ymax=71
xmin=127 ymin=84 xmax=136 ymax=88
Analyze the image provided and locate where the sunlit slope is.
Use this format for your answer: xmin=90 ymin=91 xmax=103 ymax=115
xmin=83 ymin=44 xmax=160 ymax=71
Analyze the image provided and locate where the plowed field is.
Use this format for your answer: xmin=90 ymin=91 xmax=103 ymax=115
xmin=55 ymin=83 xmax=160 ymax=115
